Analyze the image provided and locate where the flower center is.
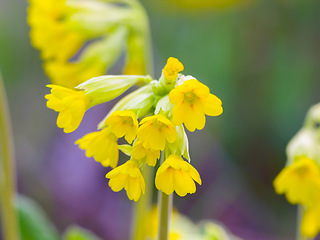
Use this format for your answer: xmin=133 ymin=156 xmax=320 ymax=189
xmin=122 ymin=116 xmax=133 ymax=125
xmin=153 ymin=119 xmax=165 ymax=128
xmin=184 ymin=91 xmax=197 ymax=104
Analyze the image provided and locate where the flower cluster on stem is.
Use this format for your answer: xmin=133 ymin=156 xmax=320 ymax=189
xmin=45 ymin=57 xmax=223 ymax=202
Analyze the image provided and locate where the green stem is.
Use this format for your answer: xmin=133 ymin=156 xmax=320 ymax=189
xmin=130 ymin=1 xmax=154 ymax=240
xmin=157 ymin=152 xmax=173 ymax=240
xmin=296 ymin=205 xmax=312 ymax=240
xmin=157 ymin=191 xmax=172 ymax=240
xmin=0 ymin=73 xmax=20 ymax=240
xmin=131 ymin=166 xmax=153 ymax=240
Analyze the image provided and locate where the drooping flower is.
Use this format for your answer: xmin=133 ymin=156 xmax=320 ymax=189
xmin=106 ymin=159 xmax=145 ymax=201
xmin=273 ymin=156 xmax=320 ymax=205
xmin=75 ymin=128 xmax=119 ymax=168
xmin=155 ymin=155 xmax=201 ymax=196
xmin=104 ymin=110 xmax=138 ymax=144
xmin=169 ymin=78 xmax=223 ymax=132
xmin=137 ymin=115 xmax=177 ymax=151
xmin=131 ymin=140 xmax=160 ymax=167
xmin=45 ymin=85 xmax=90 ymax=133
xmin=162 ymin=57 xmax=184 ymax=82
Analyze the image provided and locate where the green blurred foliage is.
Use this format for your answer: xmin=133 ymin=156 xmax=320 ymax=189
xmin=17 ymin=195 xmax=60 ymax=240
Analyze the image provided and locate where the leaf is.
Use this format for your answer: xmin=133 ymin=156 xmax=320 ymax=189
xmin=17 ymin=195 xmax=60 ymax=240
xmin=63 ymin=226 xmax=102 ymax=240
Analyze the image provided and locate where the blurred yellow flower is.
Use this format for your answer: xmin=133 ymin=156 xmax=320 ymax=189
xmin=163 ymin=57 xmax=184 ymax=82
xmin=273 ymin=156 xmax=320 ymax=205
xmin=28 ymin=0 xmax=150 ymax=88
xmin=45 ymin=85 xmax=90 ymax=133
xmin=169 ymin=78 xmax=223 ymax=132
xmin=106 ymin=159 xmax=145 ymax=201
xmin=131 ymin=140 xmax=160 ymax=167
xmin=28 ymin=0 xmax=84 ymax=61
xmin=137 ymin=115 xmax=177 ymax=151
xmin=75 ymin=128 xmax=119 ymax=168
xmin=155 ymin=155 xmax=201 ymax=196
xmin=105 ymin=110 xmax=139 ymax=144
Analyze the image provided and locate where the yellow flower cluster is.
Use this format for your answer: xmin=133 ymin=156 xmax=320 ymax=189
xmin=45 ymin=57 xmax=223 ymax=201
xmin=28 ymin=0 xmax=149 ymax=88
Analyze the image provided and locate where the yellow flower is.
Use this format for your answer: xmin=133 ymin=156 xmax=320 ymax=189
xmin=137 ymin=115 xmax=177 ymax=151
xmin=301 ymin=197 xmax=320 ymax=238
xmin=45 ymin=85 xmax=90 ymax=133
xmin=28 ymin=0 xmax=84 ymax=61
xmin=163 ymin=57 xmax=184 ymax=82
xmin=169 ymin=78 xmax=223 ymax=132
xmin=155 ymin=155 xmax=201 ymax=196
xmin=105 ymin=159 xmax=145 ymax=201
xmin=75 ymin=128 xmax=119 ymax=168
xmin=131 ymin=140 xmax=160 ymax=167
xmin=273 ymin=156 xmax=320 ymax=205
xmin=104 ymin=110 xmax=138 ymax=144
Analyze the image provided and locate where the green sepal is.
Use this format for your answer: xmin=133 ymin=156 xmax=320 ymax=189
xmin=79 ymin=27 xmax=127 ymax=71
xmin=17 ymin=195 xmax=60 ymax=240
xmin=167 ymin=125 xmax=190 ymax=162
xmin=65 ymin=2 xmax=133 ymax=38
xmin=77 ymin=75 xmax=152 ymax=107
xmin=119 ymin=144 xmax=132 ymax=156
xmin=155 ymin=94 xmax=173 ymax=116
xmin=98 ymin=85 xmax=155 ymax=129
xmin=62 ymin=225 xmax=102 ymax=240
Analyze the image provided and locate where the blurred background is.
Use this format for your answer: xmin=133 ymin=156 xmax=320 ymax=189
xmin=1 ymin=0 xmax=320 ymax=239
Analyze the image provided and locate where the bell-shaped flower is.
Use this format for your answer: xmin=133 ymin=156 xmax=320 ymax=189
xmin=106 ymin=159 xmax=145 ymax=201
xmin=273 ymin=156 xmax=320 ymax=205
xmin=131 ymin=140 xmax=160 ymax=167
xmin=155 ymin=155 xmax=201 ymax=196
xmin=75 ymin=128 xmax=119 ymax=168
xmin=137 ymin=114 xmax=177 ymax=151
xmin=105 ymin=110 xmax=139 ymax=144
xmin=169 ymin=77 xmax=223 ymax=132
xmin=45 ymin=85 xmax=90 ymax=133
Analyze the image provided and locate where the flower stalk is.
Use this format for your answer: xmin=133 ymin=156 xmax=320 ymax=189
xmin=0 ymin=73 xmax=20 ymax=240
xmin=157 ymin=153 xmax=173 ymax=240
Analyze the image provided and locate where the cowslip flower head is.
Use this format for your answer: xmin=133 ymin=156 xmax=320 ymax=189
xmin=45 ymin=85 xmax=90 ymax=133
xmin=155 ymin=155 xmax=201 ymax=196
xmin=75 ymin=128 xmax=119 ymax=168
xmin=169 ymin=77 xmax=223 ymax=132
xmin=273 ymin=156 xmax=320 ymax=205
xmin=105 ymin=159 xmax=145 ymax=201
xmin=137 ymin=114 xmax=177 ymax=151
xmin=131 ymin=140 xmax=160 ymax=167
xmin=162 ymin=57 xmax=184 ymax=82
xmin=105 ymin=110 xmax=138 ymax=144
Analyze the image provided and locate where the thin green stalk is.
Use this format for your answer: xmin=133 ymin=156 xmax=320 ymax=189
xmin=130 ymin=1 xmax=154 ymax=239
xmin=0 ymin=72 xmax=20 ymax=240
xmin=157 ymin=153 xmax=173 ymax=240
xmin=157 ymin=191 xmax=172 ymax=240
xmin=296 ymin=205 xmax=312 ymax=240
xmin=131 ymin=166 xmax=153 ymax=240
